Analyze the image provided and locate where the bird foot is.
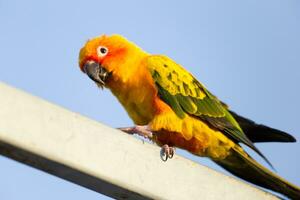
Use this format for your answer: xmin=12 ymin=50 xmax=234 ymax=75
xmin=118 ymin=125 xmax=153 ymax=139
xmin=118 ymin=126 xmax=175 ymax=161
xmin=161 ymin=144 xmax=175 ymax=161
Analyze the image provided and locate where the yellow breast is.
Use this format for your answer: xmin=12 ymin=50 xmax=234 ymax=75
xmin=107 ymin=65 xmax=158 ymax=125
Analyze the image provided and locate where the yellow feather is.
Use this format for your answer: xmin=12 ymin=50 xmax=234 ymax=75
xmin=147 ymin=55 xmax=206 ymax=99
xmin=150 ymin=111 xmax=235 ymax=159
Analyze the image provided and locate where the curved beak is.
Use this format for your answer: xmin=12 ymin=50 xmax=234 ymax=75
xmin=83 ymin=61 xmax=110 ymax=87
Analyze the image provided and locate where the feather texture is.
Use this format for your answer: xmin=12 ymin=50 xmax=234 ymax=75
xmin=147 ymin=55 xmax=273 ymax=168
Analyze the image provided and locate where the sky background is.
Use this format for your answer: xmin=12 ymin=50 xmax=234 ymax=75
xmin=0 ymin=0 xmax=299 ymax=199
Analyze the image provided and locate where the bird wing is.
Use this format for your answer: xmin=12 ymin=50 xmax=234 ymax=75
xmin=146 ymin=55 xmax=273 ymax=167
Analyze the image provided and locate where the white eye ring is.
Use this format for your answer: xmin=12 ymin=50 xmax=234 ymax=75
xmin=97 ymin=46 xmax=108 ymax=57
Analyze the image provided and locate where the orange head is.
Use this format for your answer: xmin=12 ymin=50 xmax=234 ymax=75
xmin=79 ymin=34 xmax=147 ymax=87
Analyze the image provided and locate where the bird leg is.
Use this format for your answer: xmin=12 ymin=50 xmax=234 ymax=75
xmin=118 ymin=126 xmax=175 ymax=161
xmin=118 ymin=125 xmax=153 ymax=139
xmin=161 ymin=144 xmax=175 ymax=161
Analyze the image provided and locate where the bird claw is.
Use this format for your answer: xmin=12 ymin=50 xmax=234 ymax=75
xmin=118 ymin=125 xmax=153 ymax=139
xmin=161 ymin=144 xmax=175 ymax=161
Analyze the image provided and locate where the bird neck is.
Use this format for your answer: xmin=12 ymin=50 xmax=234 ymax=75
xmin=106 ymin=57 xmax=158 ymax=125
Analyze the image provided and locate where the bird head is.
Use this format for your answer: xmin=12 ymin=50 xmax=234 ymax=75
xmin=79 ymin=34 xmax=146 ymax=88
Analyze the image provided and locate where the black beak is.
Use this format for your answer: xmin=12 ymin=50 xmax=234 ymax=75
xmin=83 ymin=61 xmax=110 ymax=87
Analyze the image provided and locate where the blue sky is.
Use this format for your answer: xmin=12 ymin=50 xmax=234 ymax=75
xmin=0 ymin=0 xmax=299 ymax=199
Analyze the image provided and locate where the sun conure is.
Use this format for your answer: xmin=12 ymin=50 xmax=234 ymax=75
xmin=78 ymin=34 xmax=300 ymax=199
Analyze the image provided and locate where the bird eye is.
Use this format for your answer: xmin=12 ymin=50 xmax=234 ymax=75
xmin=97 ymin=46 xmax=108 ymax=57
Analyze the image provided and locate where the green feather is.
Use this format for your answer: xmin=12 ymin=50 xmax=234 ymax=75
xmin=176 ymin=95 xmax=197 ymax=114
xmin=156 ymin=84 xmax=185 ymax=119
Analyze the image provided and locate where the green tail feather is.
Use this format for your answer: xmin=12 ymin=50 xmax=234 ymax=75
xmin=214 ymin=147 xmax=300 ymax=199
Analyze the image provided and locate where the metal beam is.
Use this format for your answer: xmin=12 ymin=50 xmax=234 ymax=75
xmin=0 ymin=82 xmax=278 ymax=200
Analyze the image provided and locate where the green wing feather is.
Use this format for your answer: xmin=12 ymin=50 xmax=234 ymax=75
xmin=147 ymin=55 xmax=273 ymax=168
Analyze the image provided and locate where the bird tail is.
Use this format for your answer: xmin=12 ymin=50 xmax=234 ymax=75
xmin=214 ymin=146 xmax=300 ymax=199
xmin=229 ymin=111 xmax=296 ymax=143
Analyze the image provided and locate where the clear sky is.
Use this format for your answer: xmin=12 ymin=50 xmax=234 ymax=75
xmin=0 ymin=0 xmax=299 ymax=199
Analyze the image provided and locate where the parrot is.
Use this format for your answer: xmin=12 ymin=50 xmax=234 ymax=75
xmin=78 ymin=34 xmax=300 ymax=199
